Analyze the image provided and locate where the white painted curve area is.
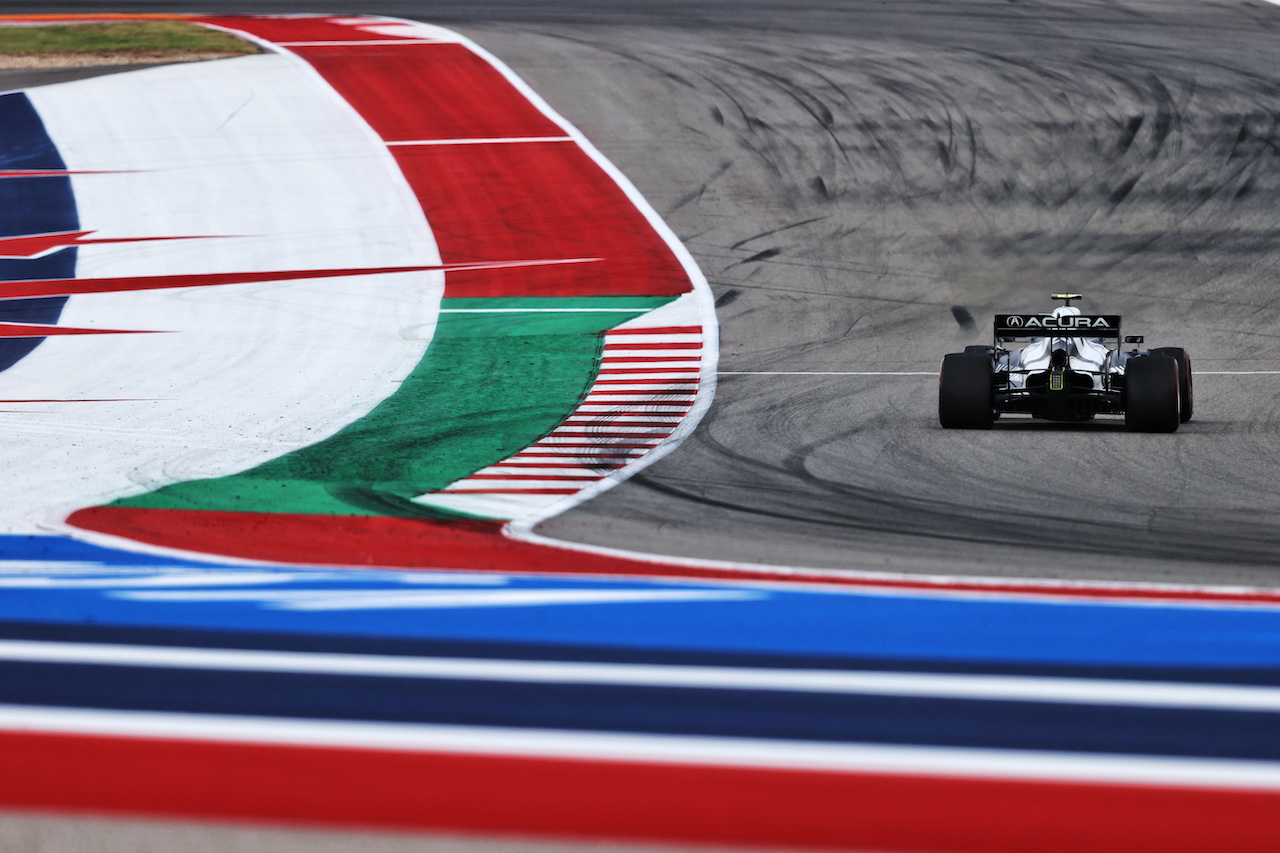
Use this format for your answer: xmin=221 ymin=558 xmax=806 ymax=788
xmin=1 ymin=53 xmax=441 ymax=534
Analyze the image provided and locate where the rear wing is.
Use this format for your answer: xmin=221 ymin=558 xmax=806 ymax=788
xmin=994 ymin=314 xmax=1121 ymax=339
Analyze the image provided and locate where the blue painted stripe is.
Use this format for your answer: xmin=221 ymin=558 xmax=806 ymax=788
xmin=3 ymin=660 xmax=1278 ymax=761
xmin=6 ymin=536 xmax=1280 ymax=671
xmin=0 ymin=93 xmax=77 ymax=373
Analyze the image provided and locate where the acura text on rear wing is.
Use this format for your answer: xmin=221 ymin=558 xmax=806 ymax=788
xmin=994 ymin=314 xmax=1122 ymax=337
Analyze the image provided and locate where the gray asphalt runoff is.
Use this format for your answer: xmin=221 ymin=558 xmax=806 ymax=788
xmin=6 ymin=0 xmax=1280 ymax=585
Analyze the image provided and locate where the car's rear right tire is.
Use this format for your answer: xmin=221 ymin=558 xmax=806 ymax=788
xmin=1125 ymin=355 xmax=1181 ymax=432
xmin=939 ymin=352 xmax=995 ymax=429
xmin=1151 ymin=346 xmax=1193 ymax=423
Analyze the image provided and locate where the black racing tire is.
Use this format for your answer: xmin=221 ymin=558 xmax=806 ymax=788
xmin=1151 ymin=346 xmax=1193 ymax=423
xmin=939 ymin=352 xmax=995 ymax=429
xmin=1125 ymin=355 xmax=1181 ymax=433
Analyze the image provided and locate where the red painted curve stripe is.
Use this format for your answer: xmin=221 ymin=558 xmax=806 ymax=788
xmin=7 ymin=730 xmax=1280 ymax=853
xmin=203 ymin=13 xmax=692 ymax=299
xmin=0 ymin=230 xmax=227 ymax=259
xmin=600 ymin=356 xmax=702 ymax=363
xmin=608 ymin=326 xmax=702 ymax=336
xmin=603 ymin=341 xmax=701 ymax=350
xmin=443 ymin=488 xmax=581 ymax=495
xmin=64 ymin=507 xmax=1280 ymax=604
xmin=0 ymin=260 xmax=586 ymax=300
xmin=0 ymin=169 xmax=135 ymax=178
xmin=594 ymin=378 xmax=699 ymax=386
xmin=531 ymin=442 xmax=658 ymax=449
xmin=0 ymin=323 xmax=159 ymax=338
xmin=200 ymin=15 xmax=425 ymax=45
xmin=466 ymin=474 xmax=598 ymax=481
xmin=598 ymin=367 xmax=700 ymax=374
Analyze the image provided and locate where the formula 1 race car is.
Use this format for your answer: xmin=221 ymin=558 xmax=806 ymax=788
xmin=939 ymin=295 xmax=1192 ymax=432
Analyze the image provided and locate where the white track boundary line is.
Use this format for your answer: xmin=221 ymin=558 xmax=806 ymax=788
xmin=3 ymin=704 xmax=1279 ymax=789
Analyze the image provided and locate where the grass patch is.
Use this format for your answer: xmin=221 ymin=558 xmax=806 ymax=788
xmin=0 ymin=21 xmax=256 ymax=55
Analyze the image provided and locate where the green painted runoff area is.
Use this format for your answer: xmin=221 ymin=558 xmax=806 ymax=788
xmin=113 ymin=296 xmax=673 ymax=518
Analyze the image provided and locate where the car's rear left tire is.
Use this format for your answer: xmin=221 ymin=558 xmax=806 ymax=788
xmin=1125 ymin=355 xmax=1181 ymax=433
xmin=1151 ymin=346 xmax=1193 ymax=423
xmin=939 ymin=352 xmax=995 ymax=429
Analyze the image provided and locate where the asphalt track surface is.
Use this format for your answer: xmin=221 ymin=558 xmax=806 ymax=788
xmin=12 ymin=0 xmax=1280 ymax=584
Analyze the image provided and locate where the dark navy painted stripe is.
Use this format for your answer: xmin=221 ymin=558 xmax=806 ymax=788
xmin=0 ymin=93 xmax=77 ymax=373
xmin=3 ymin=621 xmax=1280 ymax=687
xmin=3 ymin=661 xmax=1280 ymax=761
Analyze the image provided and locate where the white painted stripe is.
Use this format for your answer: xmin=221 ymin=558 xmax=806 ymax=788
xmin=2 ymin=641 xmax=1277 ymax=711
xmin=604 ymin=334 xmax=701 ymax=344
xmin=478 ymin=467 xmax=613 ymax=477
xmin=275 ymin=39 xmax=444 ymax=46
xmin=603 ymin=349 xmax=703 ymax=359
xmin=117 ymin=589 xmax=748 ymax=609
xmin=549 ymin=427 xmax=671 ymax=436
xmin=386 ymin=136 xmax=574 ymax=146
xmin=599 ymin=361 xmax=703 ymax=369
xmin=582 ymin=398 xmax=694 ymax=406
xmin=591 ymin=371 xmax=701 ymax=376
xmin=575 ymin=409 xmax=691 ymax=416
xmin=583 ymin=385 xmax=696 ymax=393
xmin=2 ymin=705 xmax=1279 ymax=789
xmin=564 ymin=416 xmax=685 ymax=424
xmin=511 ymin=450 xmax=640 ymax=459
xmin=1198 ymin=371 xmax=1280 ymax=375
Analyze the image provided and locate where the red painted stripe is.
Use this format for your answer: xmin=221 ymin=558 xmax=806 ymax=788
xmin=0 ymin=323 xmax=158 ymax=338
xmin=0 ymin=264 xmax=444 ymax=301
xmin=442 ymin=488 xmax=580 ymax=495
xmin=3 ymin=730 xmax=1279 ymax=852
xmin=531 ymin=442 xmax=658 ymax=449
xmin=565 ymin=421 xmax=682 ymax=428
xmin=295 ymin=42 xmax=564 ymax=141
xmin=597 ymin=367 xmax=700 ymax=374
xmin=0 ymin=169 xmax=133 ymax=178
xmin=594 ymin=378 xmax=699 ymax=385
xmin=607 ymin=326 xmax=702 ymax=336
xmin=0 ymin=230 xmax=226 ymax=259
xmin=548 ymin=431 xmax=672 ymax=439
xmin=201 ymin=15 xmax=423 ymax=45
xmin=466 ymin=474 xmax=598 ymax=481
xmin=586 ymin=391 xmax=696 ymax=398
xmin=509 ymin=450 xmax=640 ymax=458
xmin=65 ymin=506 xmax=1280 ymax=604
xmin=604 ymin=341 xmax=701 ymax=350
xmin=394 ymin=146 xmax=689 ymax=296
xmin=0 ymin=260 xmax=586 ymax=301
xmin=497 ymin=461 xmax=626 ymax=469
xmin=600 ymin=356 xmax=702 ymax=363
